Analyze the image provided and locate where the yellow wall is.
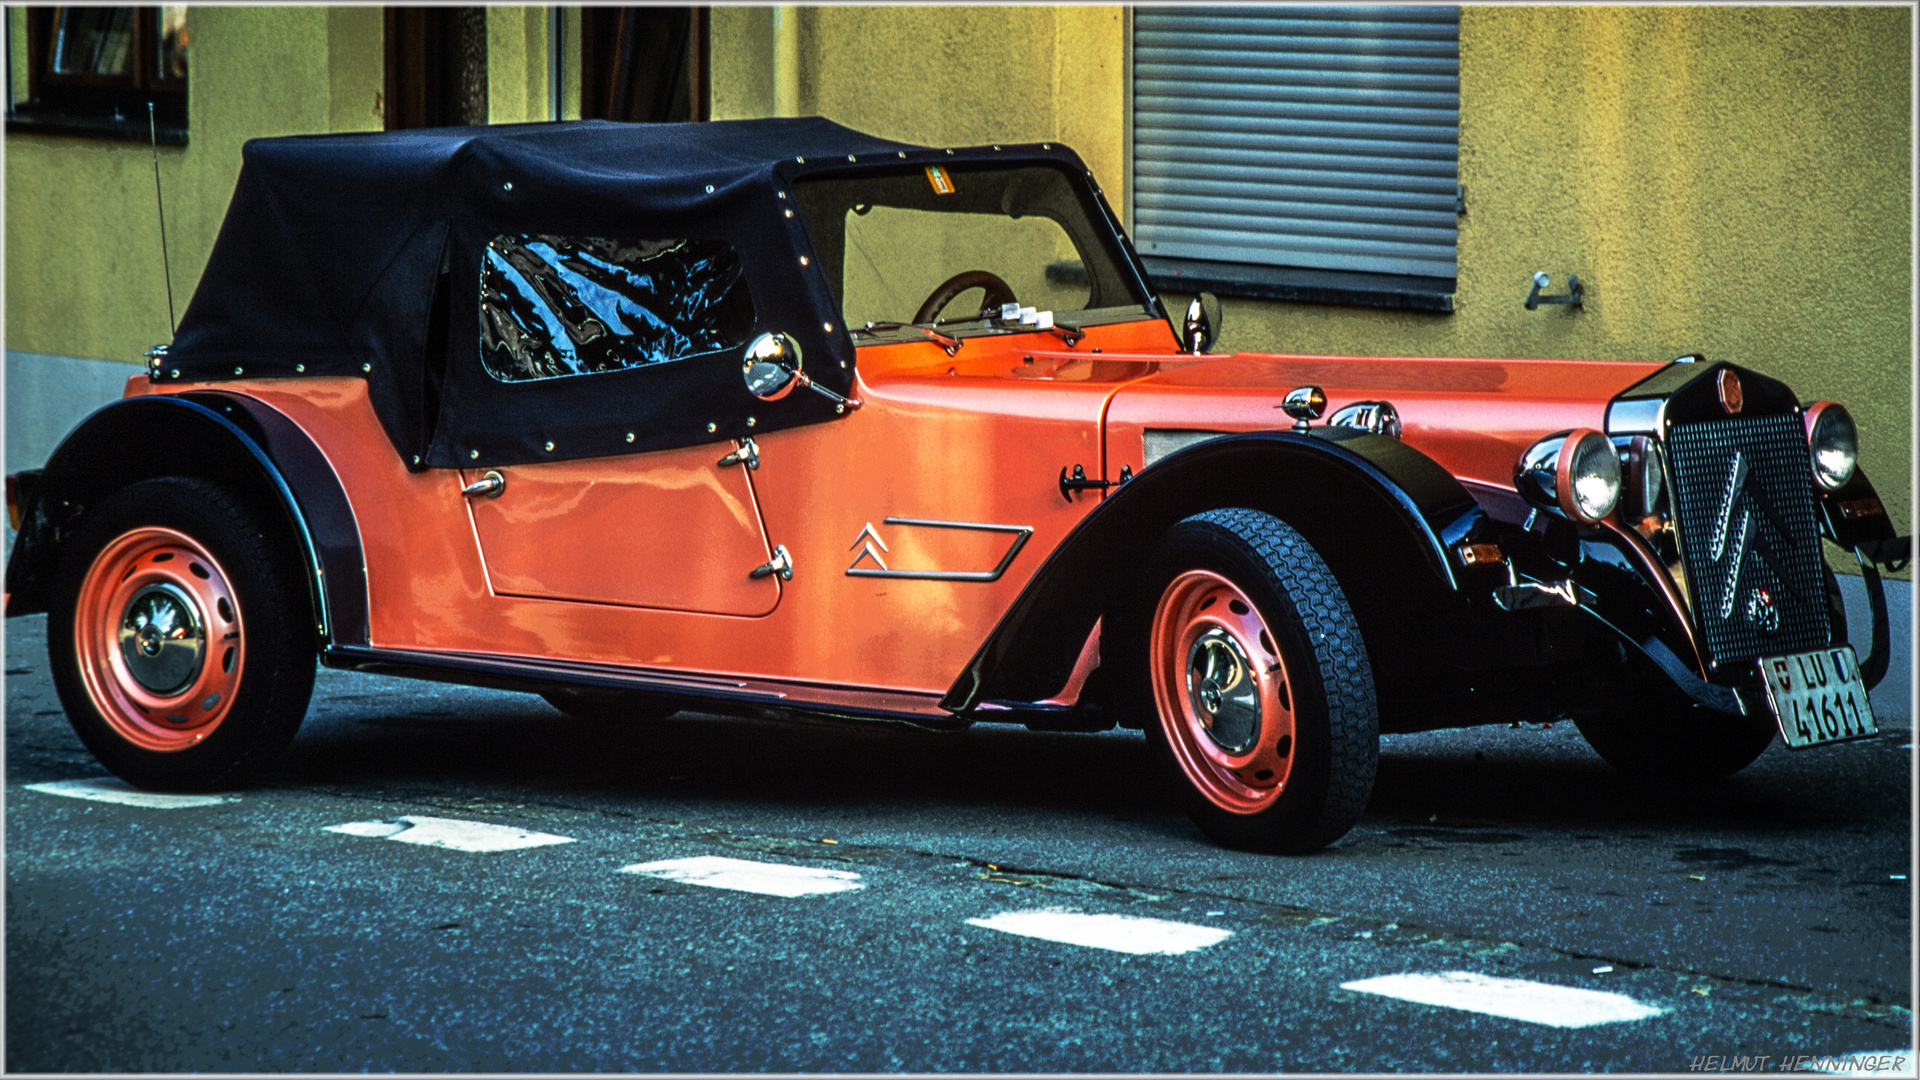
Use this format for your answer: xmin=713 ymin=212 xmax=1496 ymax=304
xmin=487 ymin=6 xmax=551 ymax=126
xmin=5 ymin=7 xmax=384 ymax=365
xmin=711 ymin=6 xmax=1127 ymax=214
xmin=712 ymin=5 xmax=1911 ymax=546
xmin=4 ymin=5 xmax=578 ymax=366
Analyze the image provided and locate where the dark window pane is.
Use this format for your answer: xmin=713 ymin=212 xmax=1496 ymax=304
xmin=480 ymin=236 xmax=755 ymax=383
xmin=53 ymin=7 xmax=135 ymax=76
xmin=383 ymin=7 xmax=486 ymax=131
xmin=579 ymin=7 xmax=706 ymax=123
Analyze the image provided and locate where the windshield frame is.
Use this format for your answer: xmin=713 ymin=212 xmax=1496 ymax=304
xmin=788 ymin=156 xmax=1161 ymax=346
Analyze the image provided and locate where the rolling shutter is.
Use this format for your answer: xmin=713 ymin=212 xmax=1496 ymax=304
xmin=1132 ymin=6 xmax=1460 ymax=280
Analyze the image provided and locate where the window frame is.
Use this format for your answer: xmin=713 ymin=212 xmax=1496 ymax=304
xmin=793 ymin=161 xmax=1159 ymax=335
xmin=5 ymin=6 xmax=188 ymax=144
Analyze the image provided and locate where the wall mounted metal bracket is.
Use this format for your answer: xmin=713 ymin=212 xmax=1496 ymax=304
xmin=1525 ymin=271 xmax=1583 ymax=310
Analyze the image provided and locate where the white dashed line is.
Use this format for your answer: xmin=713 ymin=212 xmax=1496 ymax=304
xmin=1342 ymin=972 xmax=1668 ymax=1028
xmin=1809 ymin=1050 xmax=1916 ymax=1076
xmin=620 ymin=855 xmax=865 ymax=897
xmin=966 ymin=909 xmax=1231 ymax=955
xmin=25 ymin=778 xmax=235 ymax=809
xmin=326 ymin=816 xmax=575 ymax=853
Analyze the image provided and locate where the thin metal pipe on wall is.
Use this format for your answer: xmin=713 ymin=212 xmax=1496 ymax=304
xmin=772 ymin=6 xmax=799 ymax=118
xmin=549 ymin=6 xmax=562 ymax=122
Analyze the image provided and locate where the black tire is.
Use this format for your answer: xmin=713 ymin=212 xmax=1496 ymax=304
xmin=1574 ymin=697 xmax=1777 ymax=784
xmin=1140 ymin=508 xmax=1378 ymax=854
xmin=47 ymin=477 xmax=315 ymax=792
xmin=1575 ymin=569 xmax=1836 ymax=783
xmin=540 ymin=689 xmax=681 ymax=725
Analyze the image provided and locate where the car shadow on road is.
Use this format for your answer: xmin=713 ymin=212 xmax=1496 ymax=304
xmin=274 ymin=689 xmax=1175 ymax=820
xmin=265 ymin=677 xmax=1908 ymax=841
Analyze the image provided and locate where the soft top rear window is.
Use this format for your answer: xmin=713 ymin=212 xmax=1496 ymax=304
xmin=479 ymin=235 xmax=756 ymax=383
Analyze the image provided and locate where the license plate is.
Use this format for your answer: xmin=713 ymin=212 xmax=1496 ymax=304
xmin=1758 ymin=646 xmax=1879 ymax=749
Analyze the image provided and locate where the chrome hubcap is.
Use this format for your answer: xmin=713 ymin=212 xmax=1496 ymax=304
xmin=1186 ymin=628 xmax=1260 ymax=754
xmin=117 ymin=583 xmax=205 ymax=695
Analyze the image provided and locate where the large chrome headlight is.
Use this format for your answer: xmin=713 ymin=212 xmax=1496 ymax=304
xmin=1805 ymin=401 xmax=1858 ymax=490
xmin=1327 ymin=400 xmax=1402 ymax=439
xmin=1515 ymin=428 xmax=1622 ymax=524
xmin=1620 ymin=435 xmax=1667 ymax=525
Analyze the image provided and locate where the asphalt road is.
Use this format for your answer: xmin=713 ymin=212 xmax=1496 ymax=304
xmin=6 ymin=612 xmax=1913 ymax=1072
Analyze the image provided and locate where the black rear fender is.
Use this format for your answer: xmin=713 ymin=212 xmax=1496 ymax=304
xmin=5 ymin=393 xmax=366 ymax=646
xmin=943 ymin=428 xmax=1496 ymax=719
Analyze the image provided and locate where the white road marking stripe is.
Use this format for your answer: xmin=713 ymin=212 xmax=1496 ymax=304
xmin=966 ymin=909 xmax=1231 ymax=955
xmin=325 ymin=816 xmax=575 ymax=853
xmin=1809 ymin=1050 xmax=1915 ymax=1076
xmin=25 ymin=778 xmax=235 ymax=809
xmin=621 ymin=855 xmax=864 ymax=897
xmin=1342 ymin=972 xmax=1667 ymax=1028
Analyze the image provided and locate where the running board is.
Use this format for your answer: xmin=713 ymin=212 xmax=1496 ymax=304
xmin=321 ymin=645 xmax=971 ymax=730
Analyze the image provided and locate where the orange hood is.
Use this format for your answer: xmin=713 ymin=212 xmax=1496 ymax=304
xmin=1098 ymin=351 xmax=1664 ymax=488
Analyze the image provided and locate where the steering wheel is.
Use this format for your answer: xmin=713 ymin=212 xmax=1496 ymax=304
xmin=914 ymin=270 xmax=1017 ymax=325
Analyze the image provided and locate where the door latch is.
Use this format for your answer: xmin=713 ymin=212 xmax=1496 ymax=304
xmin=1058 ymin=463 xmax=1131 ymax=502
xmin=718 ymin=437 xmax=760 ymax=471
xmin=750 ymin=544 xmax=794 ymax=581
xmin=462 ymin=470 xmax=505 ymax=499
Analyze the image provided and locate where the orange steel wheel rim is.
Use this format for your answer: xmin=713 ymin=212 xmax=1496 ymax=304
xmin=1150 ymin=570 xmax=1296 ymax=815
xmin=73 ymin=527 xmax=245 ymax=753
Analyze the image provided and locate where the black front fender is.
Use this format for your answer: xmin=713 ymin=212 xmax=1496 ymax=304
xmin=5 ymin=393 xmax=366 ymax=646
xmin=942 ymin=428 xmax=1494 ymax=715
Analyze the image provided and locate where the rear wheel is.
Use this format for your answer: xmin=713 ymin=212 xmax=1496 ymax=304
xmin=48 ymin=478 xmax=315 ymax=792
xmin=1143 ymin=509 xmax=1377 ymax=854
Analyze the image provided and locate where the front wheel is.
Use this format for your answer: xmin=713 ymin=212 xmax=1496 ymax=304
xmin=48 ymin=477 xmax=315 ymax=792
xmin=1574 ymin=698 xmax=1776 ymax=784
xmin=1143 ymin=509 xmax=1378 ymax=854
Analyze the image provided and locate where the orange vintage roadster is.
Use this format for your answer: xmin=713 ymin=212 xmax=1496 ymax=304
xmin=6 ymin=119 xmax=1906 ymax=852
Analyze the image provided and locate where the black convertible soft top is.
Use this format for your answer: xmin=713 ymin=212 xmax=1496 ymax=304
xmin=166 ymin=118 xmax=1122 ymax=467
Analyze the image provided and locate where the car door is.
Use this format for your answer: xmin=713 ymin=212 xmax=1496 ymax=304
xmin=459 ymin=439 xmax=780 ymax=616
xmin=446 ymin=232 xmax=785 ymax=617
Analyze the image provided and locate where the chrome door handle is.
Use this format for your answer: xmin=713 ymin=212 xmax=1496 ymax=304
xmin=750 ymin=544 xmax=794 ymax=581
xmin=462 ymin=470 xmax=505 ymax=499
xmin=718 ymin=437 xmax=760 ymax=470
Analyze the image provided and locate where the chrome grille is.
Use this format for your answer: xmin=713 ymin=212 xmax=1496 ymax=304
xmin=1666 ymin=414 xmax=1828 ymax=669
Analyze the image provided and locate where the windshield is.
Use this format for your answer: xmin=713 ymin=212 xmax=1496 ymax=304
xmin=794 ymin=163 xmax=1153 ymax=339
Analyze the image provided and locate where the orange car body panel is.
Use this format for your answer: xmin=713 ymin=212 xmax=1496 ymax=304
xmin=1086 ymin=352 xmax=1661 ymax=491
xmin=127 ymin=317 xmax=1660 ymax=707
xmin=461 ymin=448 xmax=781 ymax=617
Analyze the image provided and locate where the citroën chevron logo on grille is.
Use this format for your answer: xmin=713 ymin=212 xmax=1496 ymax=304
xmin=1707 ymin=449 xmax=1784 ymax=623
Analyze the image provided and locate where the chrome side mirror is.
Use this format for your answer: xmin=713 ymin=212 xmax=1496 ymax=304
xmin=1182 ymin=291 xmax=1221 ymax=354
xmin=741 ymin=331 xmax=860 ymax=413
xmin=743 ymin=332 xmax=804 ymax=401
